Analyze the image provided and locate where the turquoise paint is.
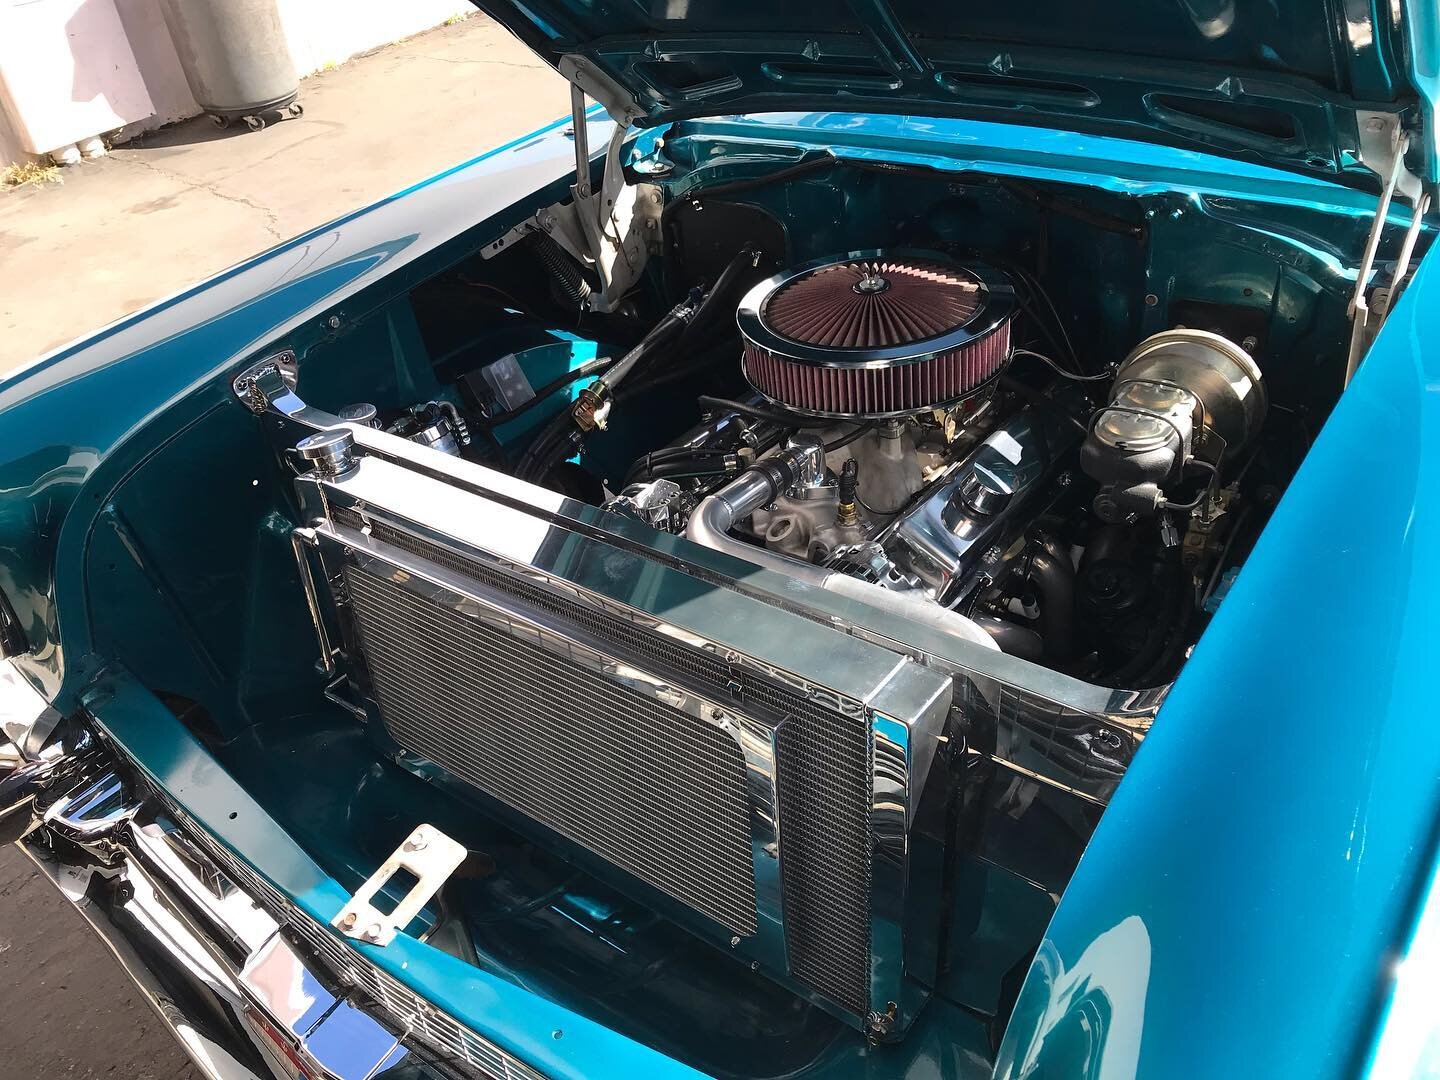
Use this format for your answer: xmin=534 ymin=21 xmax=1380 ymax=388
xmin=474 ymin=0 xmax=1437 ymax=188
xmin=662 ymin=112 xmax=1434 ymax=226
xmin=0 ymin=110 xmax=592 ymax=704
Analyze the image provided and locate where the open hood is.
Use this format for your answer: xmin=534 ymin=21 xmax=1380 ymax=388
xmin=472 ymin=0 xmax=1439 ymax=193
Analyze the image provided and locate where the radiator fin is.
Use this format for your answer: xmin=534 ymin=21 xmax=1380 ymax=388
xmin=344 ymin=565 xmax=759 ymax=937
xmin=337 ymin=522 xmax=879 ymax=1019
xmin=774 ymin=710 xmax=873 ymax=1016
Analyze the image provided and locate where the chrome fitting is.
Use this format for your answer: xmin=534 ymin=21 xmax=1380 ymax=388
xmin=296 ymin=428 xmax=358 ymax=478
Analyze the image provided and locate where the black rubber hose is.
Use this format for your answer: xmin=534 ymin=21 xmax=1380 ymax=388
xmin=529 ymin=232 xmax=592 ymax=307
xmin=514 ymin=300 xmax=696 ymax=483
xmin=975 ymin=615 xmax=1046 ymax=662
xmin=514 ymin=414 xmax=583 ymax=483
xmin=1134 ymin=570 xmax=1198 ymax=688
xmin=677 ymin=246 xmax=757 ymax=344
xmin=1027 ymin=539 xmax=1077 ymax=664
xmin=632 ymin=459 xmax=737 ymax=483
xmin=476 ymin=356 xmax=616 ymax=433
xmin=515 ymin=246 xmax=758 ymax=486
xmin=1107 ymin=545 xmax=1184 ymax=687
xmin=826 ymin=422 xmax=874 ymax=452
xmin=624 ymin=449 xmax=738 ymax=485
xmin=696 ymin=395 xmax=802 ymax=428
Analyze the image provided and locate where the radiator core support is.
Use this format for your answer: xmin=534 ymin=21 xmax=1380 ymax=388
xmin=294 ymin=450 xmax=955 ymax=1038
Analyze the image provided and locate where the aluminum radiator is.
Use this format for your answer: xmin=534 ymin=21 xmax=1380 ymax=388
xmin=295 ymin=447 xmax=953 ymax=1037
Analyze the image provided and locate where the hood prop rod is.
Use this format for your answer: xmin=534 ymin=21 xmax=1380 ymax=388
xmin=1346 ymin=124 xmax=1429 ymax=386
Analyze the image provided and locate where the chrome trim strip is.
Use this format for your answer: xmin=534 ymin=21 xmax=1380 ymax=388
xmin=19 ymin=795 xmax=417 ymax=1079
xmin=10 ymin=722 xmax=549 ymax=1080
xmin=735 ymin=248 xmax=1017 ymax=369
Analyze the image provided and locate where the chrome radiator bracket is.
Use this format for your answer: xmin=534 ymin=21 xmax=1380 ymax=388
xmin=332 ymin=824 xmax=467 ymax=947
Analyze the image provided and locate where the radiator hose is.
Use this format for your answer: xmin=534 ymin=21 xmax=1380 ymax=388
xmin=686 ymin=451 xmax=998 ymax=652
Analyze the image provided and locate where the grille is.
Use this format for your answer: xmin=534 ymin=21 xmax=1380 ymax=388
xmin=344 ymin=564 xmax=760 ymax=937
xmin=354 ymin=514 xmax=738 ymax=692
xmin=737 ymin=251 xmax=1015 ymax=419
xmin=146 ymin=787 xmax=543 ymax=1080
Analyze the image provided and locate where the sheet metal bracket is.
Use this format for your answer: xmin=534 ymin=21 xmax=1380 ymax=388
xmin=331 ymin=824 xmax=466 ymax=947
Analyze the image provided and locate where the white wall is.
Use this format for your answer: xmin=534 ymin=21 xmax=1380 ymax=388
xmin=279 ymin=0 xmax=473 ymax=75
xmin=0 ymin=0 xmax=474 ymax=169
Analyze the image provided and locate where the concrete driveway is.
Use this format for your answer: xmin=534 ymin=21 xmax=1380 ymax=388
xmin=0 ymin=14 xmax=563 ymax=1076
xmin=0 ymin=14 xmax=564 ymax=374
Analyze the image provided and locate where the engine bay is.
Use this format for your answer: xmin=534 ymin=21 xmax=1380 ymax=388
xmin=77 ymin=133 xmax=1374 ymax=1077
xmin=347 ymin=234 xmax=1290 ymax=697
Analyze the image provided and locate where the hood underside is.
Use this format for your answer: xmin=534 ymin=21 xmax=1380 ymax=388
xmin=472 ymin=0 xmax=1438 ymax=192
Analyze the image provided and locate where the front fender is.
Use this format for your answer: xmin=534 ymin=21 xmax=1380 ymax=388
xmin=0 ymin=112 xmax=590 ymax=708
xmin=996 ymin=245 xmax=1440 ymax=1076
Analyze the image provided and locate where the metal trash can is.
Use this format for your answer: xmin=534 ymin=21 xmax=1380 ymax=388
xmin=159 ymin=0 xmax=301 ymax=131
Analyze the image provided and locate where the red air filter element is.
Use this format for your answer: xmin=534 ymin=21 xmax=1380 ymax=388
xmin=737 ymin=252 xmax=1016 ymax=419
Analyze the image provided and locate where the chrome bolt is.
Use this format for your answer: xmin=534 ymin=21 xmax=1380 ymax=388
xmin=1144 ymin=293 xmax=1159 ymax=307
xmin=362 ymin=922 xmax=384 ymax=941
xmin=327 ymin=314 xmax=342 ymax=330
xmin=339 ymin=912 xmax=357 ymax=930
xmin=730 ymin=936 xmax=741 ymax=948
xmin=1366 ymin=116 xmax=1385 ymax=132
xmin=408 ymin=827 xmax=429 ymax=851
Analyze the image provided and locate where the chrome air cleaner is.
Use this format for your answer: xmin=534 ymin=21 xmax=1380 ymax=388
xmin=738 ymin=250 xmax=1016 ymax=419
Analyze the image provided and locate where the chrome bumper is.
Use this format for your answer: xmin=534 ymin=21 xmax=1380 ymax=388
xmin=17 ymin=783 xmax=418 ymax=1080
xmin=1 ymin=662 xmax=465 ymax=1080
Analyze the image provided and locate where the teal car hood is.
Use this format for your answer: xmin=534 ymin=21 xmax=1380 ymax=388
xmin=471 ymin=0 xmax=1440 ymax=191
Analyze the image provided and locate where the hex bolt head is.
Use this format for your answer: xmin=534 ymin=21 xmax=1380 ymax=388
xmin=339 ymin=912 xmax=357 ymax=930
xmin=408 ymin=827 xmax=429 ymax=851
xmin=363 ymin=922 xmax=384 ymax=941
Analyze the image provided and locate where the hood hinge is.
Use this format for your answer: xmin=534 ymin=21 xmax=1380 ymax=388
xmin=1346 ymin=112 xmax=1431 ymax=384
xmin=480 ymin=57 xmax=659 ymax=315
